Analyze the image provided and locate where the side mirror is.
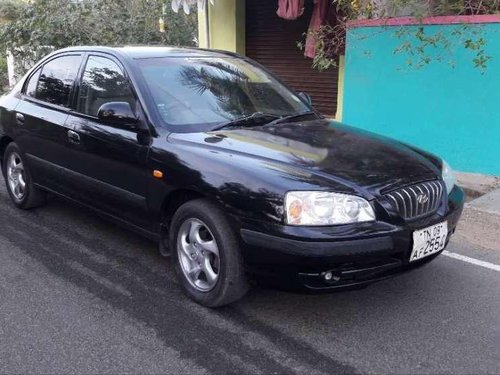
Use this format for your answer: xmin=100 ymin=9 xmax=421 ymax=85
xmin=298 ymin=92 xmax=312 ymax=106
xmin=97 ymin=102 xmax=138 ymax=130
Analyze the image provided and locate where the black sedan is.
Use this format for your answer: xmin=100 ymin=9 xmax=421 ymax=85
xmin=0 ymin=47 xmax=464 ymax=307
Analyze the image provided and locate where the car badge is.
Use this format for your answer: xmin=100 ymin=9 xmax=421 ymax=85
xmin=417 ymin=193 xmax=429 ymax=205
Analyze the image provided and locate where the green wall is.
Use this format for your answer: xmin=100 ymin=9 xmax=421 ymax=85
xmin=343 ymin=21 xmax=500 ymax=176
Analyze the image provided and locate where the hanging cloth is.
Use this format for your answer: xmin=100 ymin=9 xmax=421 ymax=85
xmin=276 ymin=0 xmax=305 ymax=20
xmin=304 ymin=0 xmax=330 ymax=58
xmin=172 ymin=0 xmax=215 ymax=15
xmin=172 ymin=0 xmax=193 ymax=14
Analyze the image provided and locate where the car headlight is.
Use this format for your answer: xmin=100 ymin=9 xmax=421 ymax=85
xmin=442 ymin=160 xmax=456 ymax=195
xmin=285 ymin=191 xmax=375 ymax=226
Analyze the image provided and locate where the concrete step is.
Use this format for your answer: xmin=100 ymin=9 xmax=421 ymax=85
xmin=456 ymin=200 xmax=500 ymax=252
xmin=456 ymin=172 xmax=500 ymax=200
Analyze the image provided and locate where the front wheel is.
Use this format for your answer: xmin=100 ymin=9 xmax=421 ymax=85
xmin=170 ymin=199 xmax=249 ymax=307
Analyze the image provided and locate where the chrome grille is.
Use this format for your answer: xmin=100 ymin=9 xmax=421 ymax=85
xmin=384 ymin=180 xmax=445 ymax=221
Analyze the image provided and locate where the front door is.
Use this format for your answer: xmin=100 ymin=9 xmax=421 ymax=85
xmin=64 ymin=54 xmax=152 ymax=230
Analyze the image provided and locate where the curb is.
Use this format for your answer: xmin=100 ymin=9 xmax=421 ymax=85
xmin=466 ymin=187 xmax=500 ymax=218
xmin=459 ymin=185 xmax=484 ymax=201
xmin=457 ymin=205 xmax=500 ymax=251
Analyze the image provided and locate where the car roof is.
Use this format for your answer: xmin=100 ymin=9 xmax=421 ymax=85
xmin=55 ymin=46 xmax=239 ymax=60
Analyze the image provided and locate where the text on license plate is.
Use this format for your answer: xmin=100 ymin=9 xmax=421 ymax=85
xmin=410 ymin=221 xmax=448 ymax=262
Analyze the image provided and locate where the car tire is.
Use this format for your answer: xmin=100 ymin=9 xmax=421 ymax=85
xmin=2 ymin=142 xmax=46 ymax=209
xmin=170 ymin=199 xmax=249 ymax=307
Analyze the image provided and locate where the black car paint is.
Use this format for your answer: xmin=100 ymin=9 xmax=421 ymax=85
xmin=0 ymin=46 xmax=464 ymax=290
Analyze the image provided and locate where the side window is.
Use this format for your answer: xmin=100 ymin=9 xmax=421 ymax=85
xmin=25 ymin=68 xmax=41 ymax=97
xmin=77 ymin=55 xmax=136 ymax=117
xmin=36 ymin=55 xmax=82 ymax=107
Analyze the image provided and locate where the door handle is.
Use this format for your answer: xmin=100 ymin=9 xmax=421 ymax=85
xmin=67 ymin=130 xmax=80 ymax=144
xmin=15 ymin=113 xmax=25 ymax=125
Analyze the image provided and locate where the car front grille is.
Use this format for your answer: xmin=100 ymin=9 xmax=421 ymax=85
xmin=384 ymin=180 xmax=445 ymax=221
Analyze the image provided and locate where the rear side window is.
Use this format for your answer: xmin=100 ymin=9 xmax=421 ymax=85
xmin=25 ymin=68 xmax=41 ymax=97
xmin=77 ymin=55 xmax=135 ymax=117
xmin=36 ymin=55 xmax=82 ymax=108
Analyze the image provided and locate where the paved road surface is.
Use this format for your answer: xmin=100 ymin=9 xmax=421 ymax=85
xmin=0 ymin=182 xmax=499 ymax=374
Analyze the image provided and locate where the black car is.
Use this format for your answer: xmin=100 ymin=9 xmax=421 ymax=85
xmin=0 ymin=46 xmax=464 ymax=307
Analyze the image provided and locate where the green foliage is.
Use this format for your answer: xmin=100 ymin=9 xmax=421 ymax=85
xmin=303 ymin=0 xmax=500 ymax=72
xmin=433 ymin=0 xmax=500 ymax=16
xmin=0 ymin=0 xmax=24 ymax=22
xmin=0 ymin=0 xmax=198 ymax=78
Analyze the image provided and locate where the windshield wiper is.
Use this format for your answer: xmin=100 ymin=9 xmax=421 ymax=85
xmin=266 ymin=111 xmax=319 ymax=126
xmin=210 ymin=112 xmax=281 ymax=131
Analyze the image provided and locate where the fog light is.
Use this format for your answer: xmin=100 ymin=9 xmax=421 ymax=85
xmin=324 ymin=271 xmax=333 ymax=281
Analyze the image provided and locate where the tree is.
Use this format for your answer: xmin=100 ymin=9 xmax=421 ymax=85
xmin=300 ymin=0 xmax=500 ymax=72
xmin=0 ymin=0 xmax=198 ymax=80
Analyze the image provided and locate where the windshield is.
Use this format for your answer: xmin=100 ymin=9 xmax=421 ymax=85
xmin=137 ymin=56 xmax=311 ymax=132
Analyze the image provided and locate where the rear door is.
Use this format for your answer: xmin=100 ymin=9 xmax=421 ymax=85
xmin=15 ymin=54 xmax=83 ymax=191
xmin=64 ymin=54 xmax=152 ymax=229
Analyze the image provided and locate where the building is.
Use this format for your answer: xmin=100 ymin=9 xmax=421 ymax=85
xmin=198 ymin=1 xmax=500 ymax=176
xmin=197 ymin=0 xmax=343 ymax=118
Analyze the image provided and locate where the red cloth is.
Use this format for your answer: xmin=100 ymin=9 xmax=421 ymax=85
xmin=304 ymin=0 xmax=330 ymax=58
xmin=276 ymin=0 xmax=304 ymax=20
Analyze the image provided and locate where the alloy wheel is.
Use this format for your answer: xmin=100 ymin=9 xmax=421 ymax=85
xmin=177 ymin=218 xmax=220 ymax=292
xmin=6 ymin=152 xmax=26 ymax=201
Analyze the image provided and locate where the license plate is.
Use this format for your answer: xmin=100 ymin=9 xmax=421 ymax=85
xmin=410 ymin=221 xmax=448 ymax=262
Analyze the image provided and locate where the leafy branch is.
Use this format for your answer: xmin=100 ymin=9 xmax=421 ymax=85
xmin=300 ymin=0 xmax=500 ymax=72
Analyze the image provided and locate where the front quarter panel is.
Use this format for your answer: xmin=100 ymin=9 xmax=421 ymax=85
xmin=147 ymin=135 xmax=350 ymax=225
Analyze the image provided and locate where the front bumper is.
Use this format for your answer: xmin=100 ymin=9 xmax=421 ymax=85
xmin=239 ymin=186 xmax=465 ymax=291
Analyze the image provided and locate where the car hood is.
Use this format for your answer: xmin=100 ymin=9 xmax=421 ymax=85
xmin=168 ymin=119 xmax=441 ymax=195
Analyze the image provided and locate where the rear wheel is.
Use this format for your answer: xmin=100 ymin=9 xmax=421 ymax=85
xmin=170 ymin=199 xmax=248 ymax=307
xmin=3 ymin=143 xmax=46 ymax=209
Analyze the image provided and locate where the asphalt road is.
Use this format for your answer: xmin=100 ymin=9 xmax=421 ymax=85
xmin=0 ymin=181 xmax=499 ymax=374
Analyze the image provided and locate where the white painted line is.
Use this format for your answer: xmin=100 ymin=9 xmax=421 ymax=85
xmin=442 ymin=250 xmax=500 ymax=272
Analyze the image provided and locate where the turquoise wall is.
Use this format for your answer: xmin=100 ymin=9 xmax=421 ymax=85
xmin=343 ymin=22 xmax=500 ymax=176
